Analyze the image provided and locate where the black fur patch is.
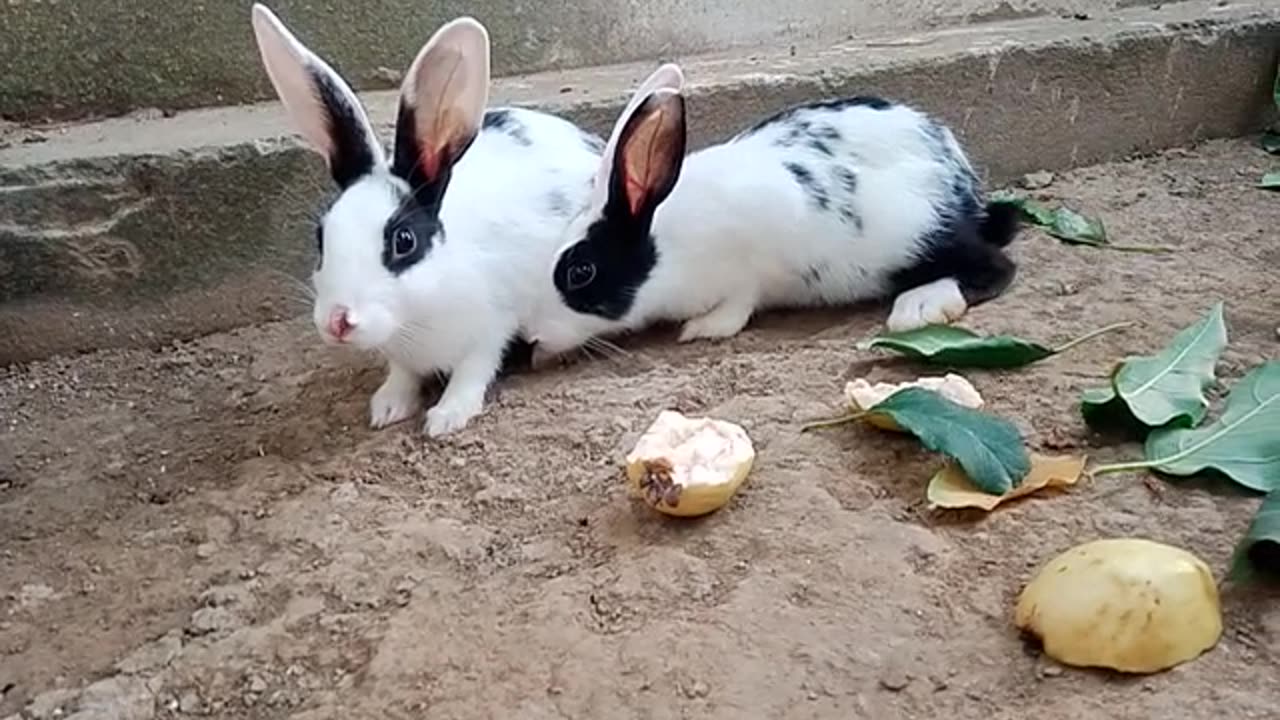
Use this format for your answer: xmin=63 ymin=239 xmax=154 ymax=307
xmin=482 ymin=109 xmax=532 ymax=146
xmin=579 ymin=129 xmax=606 ymax=154
xmin=807 ymin=137 xmax=834 ymax=157
xmin=785 ymin=162 xmax=830 ymax=211
xmin=772 ymin=118 xmax=811 ymax=148
xmin=546 ymin=189 xmax=573 ymax=218
xmin=834 ymin=166 xmax=859 ymax=195
xmin=883 ymin=118 xmax=1020 ymax=306
xmin=802 ymin=264 xmax=826 ymax=288
xmin=309 ymin=67 xmax=377 ymax=188
xmin=832 ymin=166 xmax=862 ymax=230
xmin=380 ymin=197 xmax=441 ymax=275
xmin=383 ymin=101 xmax=476 ymax=275
xmin=390 ymin=103 xmax=465 ymax=209
xmin=481 ymin=108 xmax=513 ymax=130
xmin=838 ymin=205 xmax=863 ymax=232
xmin=887 ymin=206 xmax=1017 ymax=306
xmin=498 ymin=334 xmax=536 ymax=375
xmin=553 ymin=92 xmax=682 ymax=321
xmin=978 ymin=201 xmax=1021 ymax=248
xmin=813 ymin=124 xmax=843 ymax=142
xmin=553 ymin=218 xmax=658 ymax=320
xmin=313 ymin=224 xmax=325 ymax=269
xmin=920 ymin=121 xmax=952 ymax=158
xmin=741 ymin=95 xmax=894 ymax=140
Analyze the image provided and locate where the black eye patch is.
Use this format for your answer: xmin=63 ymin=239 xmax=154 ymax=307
xmin=381 ymin=197 xmax=441 ymax=275
xmin=552 ymin=218 xmax=658 ymax=321
xmin=314 ymin=224 xmax=325 ymax=269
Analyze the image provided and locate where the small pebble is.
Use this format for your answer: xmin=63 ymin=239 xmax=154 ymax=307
xmin=188 ymin=606 xmax=236 ymax=635
xmin=372 ymin=66 xmax=402 ymax=84
xmin=195 ymin=543 xmax=217 ymax=560
xmin=683 ymin=680 xmax=710 ymax=699
xmin=1041 ymin=664 xmax=1064 ymax=678
xmin=879 ymin=670 xmax=912 ymax=692
xmin=1021 ymin=170 xmax=1055 ymax=189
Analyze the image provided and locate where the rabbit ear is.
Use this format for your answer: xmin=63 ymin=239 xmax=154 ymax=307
xmin=390 ymin=16 xmax=490 ymax=199
xmin=604 ymin=88 xmax=687 ymax=223
xmin=591 ymin=63 xmax=685 ymax=207
xmin=250 ymin=3 xmax=383 ymax=188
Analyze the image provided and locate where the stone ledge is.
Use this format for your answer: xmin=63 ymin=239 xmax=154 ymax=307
xmin=1 ymin=0 xmax=1138 ymax=123
xmin=1 ymin=1 xmax=1276 ymax=364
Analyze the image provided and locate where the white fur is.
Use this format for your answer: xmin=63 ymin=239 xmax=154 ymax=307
xmin=251 ymin=4 xmax=599 ymax=436
xmin=340 ymin=112 xmax=599 ymax=438
xmin=529 ymin=75 xmax=988 ymax=355
xmin=324 ymin=112 xmax=598 ymax=436
xmin=885 ymin=278 xmax=967 ymax=331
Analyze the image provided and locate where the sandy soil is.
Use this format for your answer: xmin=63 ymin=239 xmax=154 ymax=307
xmin=2 ymin=138 xmax=1279 ymax=720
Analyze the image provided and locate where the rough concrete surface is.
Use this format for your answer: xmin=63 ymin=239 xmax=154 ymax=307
xmin=1 ymin=1 xmax=1277 ymax=365
xmin=2 ymin=0 xmax=1141 ymax=122
xmin=2 ymin=138 xmax=1279 ymax=719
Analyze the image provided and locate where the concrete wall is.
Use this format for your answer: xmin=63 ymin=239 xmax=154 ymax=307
xmin=1 ymin=0 xmax=1138 ymax=122
xmin=1 ymin=1 xmax=1276 ymax=365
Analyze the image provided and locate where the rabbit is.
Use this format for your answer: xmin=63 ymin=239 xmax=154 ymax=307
xmin=525 ymin=63 xmax=1020 ymax=357
xmin=250 ymin=3 xmax=605 ymax=437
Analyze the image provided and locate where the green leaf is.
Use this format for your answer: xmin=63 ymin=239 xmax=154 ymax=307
xmin=863 ymin=387 xmax=1031 ymax=495
xmin=858 ymin=322 xmax=1132 ymax=369
xmin=1080 ymin=386 xmax=1139 ymax=431
xmin=994 ymin=196 xmax=1107 ymax=246
xmin=1229 ymin=489 xmax=1280 ymax=583
xmin=991 ymin=196 xmax=1173 ymax=253
xmin=1081 ymin=303 xmax=1227 ymax=430
xmin=1262 ymin=131 xmax=1280 ymax=155
xmin=861 ymin=326 xmax=1050 ymax=367
xmin=1094 ymin=361 xmax=1280 ymax=492
xmin=1260 ymin=171 xmax=1280 ymax=190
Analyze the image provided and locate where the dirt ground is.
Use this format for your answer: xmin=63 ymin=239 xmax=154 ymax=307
xmin=2 ymin=137 xmax=1279 ymax=720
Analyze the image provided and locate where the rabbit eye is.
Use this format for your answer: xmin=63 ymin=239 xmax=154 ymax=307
xmin=566 ymin=262 xmax=596 ymax=291
xmin=393 ymin=227 xmax=417 ymax=258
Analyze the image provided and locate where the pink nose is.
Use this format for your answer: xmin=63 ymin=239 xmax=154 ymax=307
xmin=327 ymin=306 xmax=355 ymax=341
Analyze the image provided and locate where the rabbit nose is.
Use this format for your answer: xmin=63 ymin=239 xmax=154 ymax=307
xmin=327 ymin=306 xmax=356 ymax=341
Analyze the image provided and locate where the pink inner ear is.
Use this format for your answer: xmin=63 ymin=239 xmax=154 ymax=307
xmin=403 ymin=18 xmax=489 ymax=183
xmin=625 ymin=171 xmax=649 ymax=216
xmin=416 ymin=102 xmax=469 ymax=181
xmin=419 ymin=144 xmax=443 ymax=180
xmin=251 ymin=4 xmax=381 ymax=167
xmin=618 ymin=94 xmax=681 ymax=217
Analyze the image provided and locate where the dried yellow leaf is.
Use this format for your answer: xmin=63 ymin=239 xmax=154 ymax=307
xmin=926 ymin=453 xmax=1087 ymax=511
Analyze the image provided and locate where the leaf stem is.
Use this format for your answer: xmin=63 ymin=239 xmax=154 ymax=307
xmin=1090 ymin=459 xmax=1159 ymax=476
xmin=800 ymin=411 xmax=868 ymax=432
xmin=1103 ymin=244 xmax=1178 ymax=254
xmin=1052 ymin=321 xmax=1138 ymax=355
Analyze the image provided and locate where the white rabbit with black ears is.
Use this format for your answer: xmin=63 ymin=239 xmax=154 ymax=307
xmin=527 ymin=64 xmax=1021 ymax=357
xmin=250 ymin=4 xmax=606 ymax=437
